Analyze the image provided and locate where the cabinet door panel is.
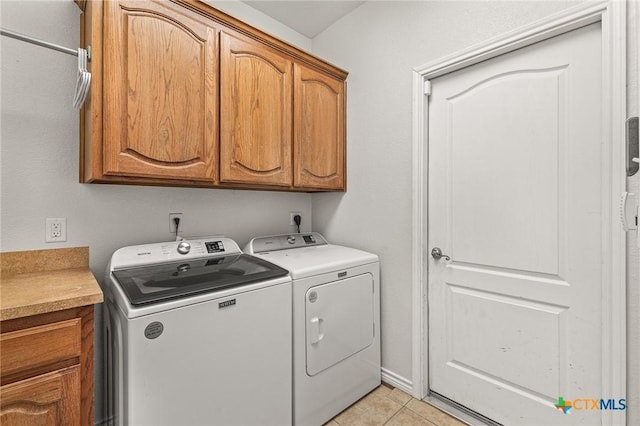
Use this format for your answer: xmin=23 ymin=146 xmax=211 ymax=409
xmin=220 ymin=32 xmax=292 ymax=186
xmin=0 ymin=367 xmax=80 ymax=426
xmin=104 ymin=0 xmax=217 ymax=181
xmin=294 ymin=64 xmax=345 ymax=190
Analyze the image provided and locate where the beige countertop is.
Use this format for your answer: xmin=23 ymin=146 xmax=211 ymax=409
xmin=1 ymin=247 xmax=103 ymax=321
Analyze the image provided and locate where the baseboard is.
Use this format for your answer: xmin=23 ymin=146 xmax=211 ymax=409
xmin=381 ymin=367 xmax=413 ymax=395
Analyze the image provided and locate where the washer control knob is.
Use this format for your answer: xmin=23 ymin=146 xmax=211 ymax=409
xmin=287 ymin=235 xmax=296 ymax=244
xmin=177 ymin=241 xmax=191 ymax=255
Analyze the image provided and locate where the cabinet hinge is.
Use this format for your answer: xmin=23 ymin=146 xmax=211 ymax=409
xmin=424 ymin=80 xmax=432 ymax=96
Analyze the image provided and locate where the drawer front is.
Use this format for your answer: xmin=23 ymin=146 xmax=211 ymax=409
xmin=1 ymin=319 xmax=81 ymax=378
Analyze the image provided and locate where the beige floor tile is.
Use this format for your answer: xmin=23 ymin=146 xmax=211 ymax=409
xmin=356 ymin=391 xmax=403 ymax=416
xmin=335 ymin=404 xmax=365 ymax=424
xmin=332 ymin=385 xmax=469 ymax=426
xmin=386 ymin=408 xmax=437 ymax=426
xmin=334 ymin=403 xmax=391 ymax=426
xmin=339 ymin=410 xmax=396 ymax=426
xmin=332 ymin=389 xmax=403 ymax=425
xmin=372 ymin=384 xmax=393 ymax=398
xmin=405 ymin=399 xmax=467 ymax=426
xmin=387 ymin=388 xmax=413 ymax=406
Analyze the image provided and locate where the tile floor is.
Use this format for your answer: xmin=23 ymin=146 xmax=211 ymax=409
xmin=325 ymin=384 xmax=469 ymax=426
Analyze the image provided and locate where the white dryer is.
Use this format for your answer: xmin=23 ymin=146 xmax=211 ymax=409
xmin=246 ymin=232 xmax=380 ymax=425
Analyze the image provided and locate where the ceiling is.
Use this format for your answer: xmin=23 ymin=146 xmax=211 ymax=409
xmin=241 ymin=1 xmax=365 ymax=38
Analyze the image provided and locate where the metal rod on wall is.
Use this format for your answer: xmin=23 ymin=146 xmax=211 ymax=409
xmin=1 ymin=27 xmax=92 ymax=108
xmin=1 ymin=27 xmax=79 ymax=57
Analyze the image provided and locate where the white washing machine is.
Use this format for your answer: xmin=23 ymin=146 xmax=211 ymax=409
xmin=245 ymin=232 xmax=380 ymax=425
xmin=103 ymin=237 xmax=292 ymax=426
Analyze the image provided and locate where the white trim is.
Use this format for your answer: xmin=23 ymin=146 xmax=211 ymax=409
xmin=381 ymin=367 xmax=413 ymax=395
xmin=599 ymin=2 xmax=627 ymax=424
xmin=411 ymin=1 xmax=627 ymax=423
xmin=411 ymin=67 xmax=427 ymax=399
xmin=414 ymin=1 xmax=607 ymax=78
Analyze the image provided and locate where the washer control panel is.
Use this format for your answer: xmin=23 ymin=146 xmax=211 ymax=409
xmin=302 ymin=234 xmax=317 ymax=244
xmin=205 ymin=241 xmax=225 ymax=253
xmin=111 ymin=237 xmax=237 ymax=269
xmin=247 ymin=232 xmax=328 ymax=254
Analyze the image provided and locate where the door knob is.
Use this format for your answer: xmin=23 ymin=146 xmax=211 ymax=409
xmin=431 ymin=247 xmax=451 ymax=261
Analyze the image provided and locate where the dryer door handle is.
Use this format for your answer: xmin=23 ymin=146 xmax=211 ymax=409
xmin=309 ymin=317 xmax=324 ymax=344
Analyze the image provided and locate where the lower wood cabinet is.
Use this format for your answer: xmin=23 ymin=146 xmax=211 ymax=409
xmin=0 ymin=307 xmax=95 ymax=426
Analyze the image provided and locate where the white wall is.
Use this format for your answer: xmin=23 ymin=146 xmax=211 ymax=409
xmin=311 ymin=1 xmax=638 ymax=421
xmin=206 ymin=0 xmax=312 ymax=51
xmin=0 ymin=1 xmax=312 ymax=423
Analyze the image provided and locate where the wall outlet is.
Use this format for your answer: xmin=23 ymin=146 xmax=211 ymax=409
xmin=46 ymin=218 xmax=66 ymax=242
xmin=290 ymin=211 xmax=302 ymax=226
xmin=169 ymin=213 xmax=183 ymax=234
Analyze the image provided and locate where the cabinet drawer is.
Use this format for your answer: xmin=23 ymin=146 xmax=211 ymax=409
xmin=1 ymin=319 xmax=81 ymax=378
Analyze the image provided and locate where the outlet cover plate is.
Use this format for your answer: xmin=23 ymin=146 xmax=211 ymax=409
xmin=46 ymin=217 xmax=67 ymax=242
xmin=169 ymin=213 xmax=183 ymax=234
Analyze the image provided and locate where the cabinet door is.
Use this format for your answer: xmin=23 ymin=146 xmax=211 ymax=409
xmin=103 ymin=0 xmax=218 ymax=182
xmin=0 ymin=367 xmax=80 ymax=426
xmin=220 ymin=32 xmax=292 ymax=186
xmin=293 ymin=64 xmax=345 ymax=190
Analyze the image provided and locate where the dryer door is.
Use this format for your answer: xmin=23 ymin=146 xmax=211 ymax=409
xmin=305 ymin=273 xmax=374 ymax=376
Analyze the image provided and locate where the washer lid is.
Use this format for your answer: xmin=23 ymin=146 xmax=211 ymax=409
xmin=112 ymin=254 xmax=288 ymax=306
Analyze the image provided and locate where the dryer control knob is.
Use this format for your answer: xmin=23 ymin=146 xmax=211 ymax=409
xmin=177 ymin=241 xmax=191 ymax=255
xmin=287 ymin=235 xmax=296 ymax=244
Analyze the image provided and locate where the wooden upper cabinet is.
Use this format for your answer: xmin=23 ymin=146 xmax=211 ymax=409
xmin=80 ymin=0 xmax=348 ymax=190
xmin=293 ymin=64 xmax=346 ymax=190
xmin=102 ymin=0 xmax=218 ymax=182
xmin=219 ymin=32 xmax=293 ymax=186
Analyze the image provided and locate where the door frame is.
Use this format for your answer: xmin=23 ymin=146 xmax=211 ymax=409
xmin=411 ymin=1 xmax=627 ymax=423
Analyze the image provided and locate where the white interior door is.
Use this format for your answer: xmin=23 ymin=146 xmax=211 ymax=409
xmin=427 ymin=23 xmax=606 ymax=425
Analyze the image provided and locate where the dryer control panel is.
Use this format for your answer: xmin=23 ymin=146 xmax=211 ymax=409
xmin=248 ymin=232 xmax=328 ymax=254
